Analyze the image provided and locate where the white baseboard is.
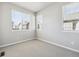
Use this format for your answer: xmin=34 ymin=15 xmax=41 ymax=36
xmin=1 ymin=38 xmax=79 ymax=53
xmin=0 ymin=38 xmax=33 ymax=48
xmin=38 ymin=38 xmax=79 ymax=53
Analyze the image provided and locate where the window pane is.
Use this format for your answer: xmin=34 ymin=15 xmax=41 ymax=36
xmin=22 ymin=14 xmax=31 ymax=30
xmin=75 ymin=22 xmax=79 ymax=31
xmin=11 ymin=9 xmax=31 ymax=30
xmin=64 ymin=22 xmax=73 ymax=31
xmin=63 ymin=3 xmax=79 ymax=15
xmin=12 ymin=10 xmax=22 ymax=30
xmin=37 ymin=15 xmax=43 ymax=29
xmin=37 ymin=15 xmax=43 ymax=24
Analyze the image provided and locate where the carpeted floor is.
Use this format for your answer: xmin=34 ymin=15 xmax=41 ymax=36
xmin=0 ymin=39 xmax=79 ymax=57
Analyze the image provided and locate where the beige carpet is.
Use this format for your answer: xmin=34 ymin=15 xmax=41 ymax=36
xmin=0 ymin=39 xmax=79 ymax=57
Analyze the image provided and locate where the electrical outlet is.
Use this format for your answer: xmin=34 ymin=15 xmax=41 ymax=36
xmin=71 ymin=41 xmax=74 ymax=45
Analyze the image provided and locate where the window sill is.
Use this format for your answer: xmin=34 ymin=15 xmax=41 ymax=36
xmin=62 ymin=30 xmax=79 ymax=33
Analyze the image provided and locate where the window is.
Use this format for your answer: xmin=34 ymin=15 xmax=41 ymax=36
xmin=11 ymin=9 xmax=31 ymax=30
xmin=37 ymin=15 xmax=43 ymax=29
xmin=63 ymin=3 xmax=79 ymax=31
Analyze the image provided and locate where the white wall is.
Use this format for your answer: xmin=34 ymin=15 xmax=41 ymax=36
xmin=0 ymin=3 xmax=35 ymax=46
xmin=0 ymin=3 xmax=3 ymax=45
xmin=37 ymin=2 xmax=79 ymax=51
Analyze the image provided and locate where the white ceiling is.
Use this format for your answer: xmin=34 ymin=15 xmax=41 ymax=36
xmin=12 ymin=2 xmax=54 ymax=12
